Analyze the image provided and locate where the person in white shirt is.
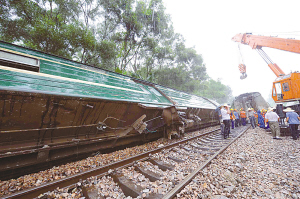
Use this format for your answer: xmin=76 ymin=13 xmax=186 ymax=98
xmin=219 ymin=104 xmax=231 ymax=138
xmin=265 ymin=107 xmax=281 ymax=139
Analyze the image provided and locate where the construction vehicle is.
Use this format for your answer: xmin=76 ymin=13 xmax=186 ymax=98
xmin=232 ymin=33 xmax=300 ymax=105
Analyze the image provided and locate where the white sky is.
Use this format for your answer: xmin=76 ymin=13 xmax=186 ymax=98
xmin=162 ymin=0 xmax=300 ymax=101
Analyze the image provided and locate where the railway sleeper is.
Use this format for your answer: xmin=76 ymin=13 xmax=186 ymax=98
xmin=197 ymin=139 xmax=229 ymax=145
xmin=204 ymin=144 xmax=223 ymax=148
xmin=148 ymin=158 xmax=175 ymax=171
xmin=180 ymin=146 xmax=194 ymax=152
xmin=82 ymin=185 xmax=103 ymax=199
xmin=111 ymin=172 xmax=143 ymax=198
xmin=190 ymin=143 xmax=204 ymax=150
xmin=111 ymin=171 xmax=163 ymax=199
xmin=134 ymin=165 xmax=162 ymax=182
xmin=198 ymin=138 xmax=211 ymax=143
xmin=190 ymin=143 xmax=220 ymax=152
xmin=204 ymin=136 xmax=222 ymax=141
xmin=167 ymin=156 xmax=185 ymax=163
xmin=212 ymin=136 xmax=226 ymax=141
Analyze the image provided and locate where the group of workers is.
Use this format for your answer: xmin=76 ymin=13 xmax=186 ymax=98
xmin=219 ymin=104 xmax=300 ymax=140
xmin=219 ymin=104 xmax=250 ymax=138
xmin=220 ymin=105 xmax=255 ymax=129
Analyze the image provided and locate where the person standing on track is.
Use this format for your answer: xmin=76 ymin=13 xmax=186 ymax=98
xmin=230 ymin=109 xmax=235 ymax=129
xmin=240 ymin=108 xmax=247 ymax=126
xmin=219 ymin=104 xmax=231 ymax=138
xmin=265 ymin=107 xmax=281 ymax=139
xmin=234 ymin=109 xmax=240 ymax=127
xmin=247 ymin=108 xmax=256 ymax=129
xmin=262 ymin=109 xmax=270 ymax=129
xmin=254 ymin=110 xmax=258 ymax=126
xmin=257 ymin=110 xmax=265 ymax=128
xmin=284 ymin=107 xmax=300 ymax=140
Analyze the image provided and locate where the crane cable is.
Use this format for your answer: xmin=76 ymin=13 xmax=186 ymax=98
xmin=237 ymin=44 xmax=247 ymax=79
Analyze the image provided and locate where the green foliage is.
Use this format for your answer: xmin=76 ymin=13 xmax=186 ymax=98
xmin=195 ymin=78 xmax=234 ymax=104
xmin=0 ymin=0 xmax=233 ymax=104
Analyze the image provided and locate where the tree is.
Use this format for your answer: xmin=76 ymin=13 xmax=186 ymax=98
xmin=196 ymin=78 xmax=233 ymax=104
xmin=0 ymin=0 xmax=100 ymax=59
xmin=0 ymin=0 xmax=233 ymax=102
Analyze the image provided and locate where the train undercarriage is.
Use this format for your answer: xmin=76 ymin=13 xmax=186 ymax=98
xmin=0 ymin=90 xmax=218 ymax=180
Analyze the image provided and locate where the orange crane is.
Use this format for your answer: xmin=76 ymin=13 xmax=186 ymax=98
xmin=232 ymin=33 xmax=300 ymax=103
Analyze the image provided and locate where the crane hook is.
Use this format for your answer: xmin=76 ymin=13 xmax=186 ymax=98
xmin=239 ymin=64 xmax=247 ymax=79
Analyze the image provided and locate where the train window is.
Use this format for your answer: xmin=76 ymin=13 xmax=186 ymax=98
xmin=282 ymin=82 xmax=289 ymax=92
xmin=0 ymin=50 xmax=39 ymax=72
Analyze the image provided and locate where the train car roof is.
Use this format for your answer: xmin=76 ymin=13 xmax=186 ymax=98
xmin=0 ymin=40 xmax=219 ymax=109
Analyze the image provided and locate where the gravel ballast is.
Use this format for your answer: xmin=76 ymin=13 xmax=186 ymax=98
xmin=176 ymin=127 xmax=300 ymax=199
xmin=0 ymin=127 xmax=218 ymax=196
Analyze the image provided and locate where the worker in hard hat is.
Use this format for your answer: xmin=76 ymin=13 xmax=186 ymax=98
xmin=230 ymin=109 xmax=235 ymax=129
xmin=233 ymin=109 xmax=240 ymax=127
xmin=240 ymin=108 xmax=247 ymax=126
xmin=219 ymin=104 xmax=231 ymax=138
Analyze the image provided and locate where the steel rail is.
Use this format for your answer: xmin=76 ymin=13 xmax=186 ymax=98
xmin=162 ymin=126 xmax=250 ymax=199
xmin=2 ymin=128 xmax=220 ymax=199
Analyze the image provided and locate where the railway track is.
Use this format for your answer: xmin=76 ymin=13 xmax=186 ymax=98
xmin=2 ymin=126 xmax=250 ymax=199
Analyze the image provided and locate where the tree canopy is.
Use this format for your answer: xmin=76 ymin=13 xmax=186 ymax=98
xmin=0 ymin=0 xmax=233 ymax=104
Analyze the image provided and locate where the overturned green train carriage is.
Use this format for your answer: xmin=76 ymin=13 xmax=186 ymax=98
xmin=0 ymin=41 xmax=219 ymax=178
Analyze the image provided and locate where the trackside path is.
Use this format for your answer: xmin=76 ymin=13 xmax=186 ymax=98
xmin=176 ymin=128 xmax=300 ymax=199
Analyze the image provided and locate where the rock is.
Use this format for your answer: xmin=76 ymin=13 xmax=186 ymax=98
xmin=237 ymin=156 xmax=246 ymax=163
xmin=35 ymin=180 xmax=42 ymax=185
xmin=212 ymin=195 xmax=229 ymax=199
xmin=264 ymin=189 xmax=272 ymax=195
xmin=223 ymin=170 xmax=236 ymax=184
xmin=108 ymin=169 xmax=113 ymax=174
xmin=61 ymin=193 xmax=69 ymax=197
xmin=226 ymin=185 xmax=235 ymax=193
xmin=234 ymin=163 xmax=243 ymax=170
xmin=275 ymin=192 xmax=281 ymax=198
xmin=143 ymin=189 xmax=150 ymax=193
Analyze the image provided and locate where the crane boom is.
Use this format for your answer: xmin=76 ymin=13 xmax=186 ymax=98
xmin=232 ymin=33 xmax=300 ymax=104
xmin=232 ymin=33 xmax=300 ymax=53
xmin=232 ymin=33 xmax=289 ymax=77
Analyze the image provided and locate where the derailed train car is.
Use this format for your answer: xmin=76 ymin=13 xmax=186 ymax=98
xmin=0 ymin=41 xmax=219 ymax=178
xmin=232 ymin=92 xmax=269 ymax=114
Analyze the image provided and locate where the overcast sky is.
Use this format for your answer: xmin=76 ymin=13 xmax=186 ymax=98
xmin=162 ymin=0 xmax=300 ymax=101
